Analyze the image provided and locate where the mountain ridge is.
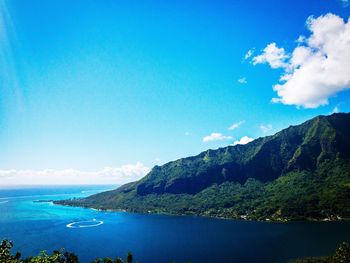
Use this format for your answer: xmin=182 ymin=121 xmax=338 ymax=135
xmin=55 ymin=113 xmax=350 ymax=221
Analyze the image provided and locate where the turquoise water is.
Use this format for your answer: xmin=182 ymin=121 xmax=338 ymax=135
xmin=0 ymin=186 xmax=349 ymax=263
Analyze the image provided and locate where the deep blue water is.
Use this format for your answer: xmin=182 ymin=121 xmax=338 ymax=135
xmin=0 ymin=186 xmax=349 ymax=263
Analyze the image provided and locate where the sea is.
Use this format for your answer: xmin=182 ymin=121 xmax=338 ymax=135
xmin=0 ymin=185 xmax=349 ymax=263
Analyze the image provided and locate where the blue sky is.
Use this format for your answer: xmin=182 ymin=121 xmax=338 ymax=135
xmin=0 ymin=0 xmax=350 ymax=184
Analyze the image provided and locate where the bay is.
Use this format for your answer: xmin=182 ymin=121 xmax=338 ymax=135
xmin=0 ymin=186 xmax=349 ymax=263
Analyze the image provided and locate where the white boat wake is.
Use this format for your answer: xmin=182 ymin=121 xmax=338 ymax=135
xmin=66 ymin=219 xmax=104 ymax=228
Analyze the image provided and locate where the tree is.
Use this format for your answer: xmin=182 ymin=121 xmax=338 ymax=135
xmin=0 ymin=240 xmax=21 ymax=263
xmin=331 ymin=242 xmax=350 ymax=263
xmin=126 ymin=252 xmax=133 ymax=263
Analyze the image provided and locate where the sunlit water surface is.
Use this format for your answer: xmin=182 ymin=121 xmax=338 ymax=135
xmin=0 ymin=186 xmax=349 ymax=263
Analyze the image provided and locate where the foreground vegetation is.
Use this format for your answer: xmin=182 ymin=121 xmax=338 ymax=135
xmin=1 ymin=239 xmax=349 ymax=263
xmin=290 ymin=242 xmax=350 ymax=263
xmin=0 ymin=240 xmax=133 ymax=263
xmin=56 ymin=113 xmax=350 ymax=221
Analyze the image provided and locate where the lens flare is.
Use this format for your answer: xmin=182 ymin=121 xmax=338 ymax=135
xmin=0 ymin=0 xmax=24 ymax=113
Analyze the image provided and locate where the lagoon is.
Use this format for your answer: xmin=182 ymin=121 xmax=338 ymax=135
xmin=0 ymin=186 xmax=349 ymax=263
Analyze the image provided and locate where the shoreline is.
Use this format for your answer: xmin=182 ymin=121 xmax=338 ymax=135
xmin=52 ymin=201 xmax=349 ymax=223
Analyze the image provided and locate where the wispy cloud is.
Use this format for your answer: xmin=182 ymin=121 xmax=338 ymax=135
xmin=203 ymin=132 xmax=233 ymax=142
xmin=244 ymin=48 xmax=255 ymax=60
xmin=340 ymin=0 xmax=349 ymax=7
xmin=228 ymin=120 xmax=245 ymax=130
xmin=237 ymin=77 xmax=247 ymax=84
xmin=251 ymin=13 xmax=350 ymax=108
xmin=0 ymin=162 xmax=150 ymax=185
xmin=296 ymin=35 xmax=306 ymax=44
xmin=232 ymin=136 xmax=254 ymax=146
xmin=332 ymin=106 xmax=340 ymax=114
xmin=260 ymin=124 xmax=272 ymax=133
xmin=330 ymin=104 xmax=341 ymax=114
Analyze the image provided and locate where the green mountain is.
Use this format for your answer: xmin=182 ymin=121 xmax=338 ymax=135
xmin=56 ymin=113 xmax=350 ymax=221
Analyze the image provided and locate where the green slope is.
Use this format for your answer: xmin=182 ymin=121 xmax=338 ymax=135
xmin=55 ymin=113 xmax=350 ymax=221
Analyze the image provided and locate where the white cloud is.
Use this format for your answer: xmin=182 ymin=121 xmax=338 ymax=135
xmin=260 ymin=124 xmax=272 ymax=133
xmin=228 ymin=120 xmax=245 ymax=130
xmin=252 ymin=43 xmax=289 ymax=69
xmin=0 ymin=162 xmax=150 ymax=186
xmin=232 ymin=136 xmax=254 ymax=146
xmin=238 ymin=77 xmax=247 ymax=84
xmin=296 ymin=35 xmax=306 ymax=44
xmin=330 ymin=105 xmax=340 ymax=114
xmin=244 ymin=49 xmax=254 ymax=60
xmin=252 ymin=13 xmax=350 ymax=108
xmin=203 ymin=132 xmax=233 ymax=142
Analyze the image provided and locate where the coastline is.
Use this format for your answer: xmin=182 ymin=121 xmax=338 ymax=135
xmin=52 ymin=201 xmax=348 ymax=223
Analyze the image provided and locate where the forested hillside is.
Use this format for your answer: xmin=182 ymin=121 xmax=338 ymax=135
xmin=56 ymin=113 xmax=350 ymax=221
